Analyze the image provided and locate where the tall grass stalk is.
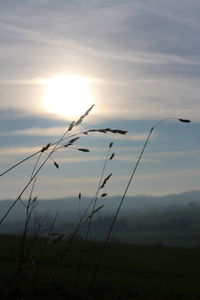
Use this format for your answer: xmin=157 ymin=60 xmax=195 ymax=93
xmin=74 ymin=142 xmax=114 ymax=288
xmin=18 ymin=154 xmax=42 ymax=280
xmin=19 ymin=150 xmax=43 ymax=253
xmin=90 ymin=117 xmax=191 ymax=289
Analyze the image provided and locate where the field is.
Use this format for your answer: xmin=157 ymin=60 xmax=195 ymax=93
xmin=0 ymin=234 xmax=200 ymax=299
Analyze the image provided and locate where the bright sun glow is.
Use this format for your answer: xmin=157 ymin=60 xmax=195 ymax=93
xmin=42 ymin=75 xmax=94 ymax=119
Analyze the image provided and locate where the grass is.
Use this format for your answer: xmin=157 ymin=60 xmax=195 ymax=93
xmin=0 ymin=106 xmax=192 ymax=298
xmin=0 ymin=234 xmax=200 ymax=299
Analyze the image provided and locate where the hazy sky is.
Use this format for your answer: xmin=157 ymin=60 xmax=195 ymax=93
xmin=0 ymin=0 xmax=200 ymax=200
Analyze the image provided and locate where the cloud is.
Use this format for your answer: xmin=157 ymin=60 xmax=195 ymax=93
xmin=53 ymin=154 xmax=159 ymax=165
xmin=134 ymin=168 xmax=200 ymax=181
xmin=108 ymin=167 xmax=200 ymax=183
xmin=146 ymin=149 xmax=200 ymax=159
xmin=0 ymin=146 xmax=40 ymax=156
xmin=0 ymin=127 xmax=67 ymax=137
xmin=131 ymin=0 xmax=200 ymax=32
xmin=0 ymin=78 xmax=43 ymax=85
xmin=0 ymin=124 xmax=153 ymax=143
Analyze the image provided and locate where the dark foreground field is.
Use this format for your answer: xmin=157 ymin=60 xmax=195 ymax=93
xmin=0 ymin=234 xmax=200 ymax=299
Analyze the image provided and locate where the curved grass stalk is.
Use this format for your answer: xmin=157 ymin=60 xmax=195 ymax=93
xmin=90 ymin=118 xmax=191 ymax=289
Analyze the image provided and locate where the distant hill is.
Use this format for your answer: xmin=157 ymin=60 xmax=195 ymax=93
xmin=0 ymin=190 xmax=200 ymax=222
xmin=1 ymin=191 xmax=200 ymax=247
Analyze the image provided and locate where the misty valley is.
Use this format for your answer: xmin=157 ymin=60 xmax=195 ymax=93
xmin=1 ymin=191 xmax=200 ymax=248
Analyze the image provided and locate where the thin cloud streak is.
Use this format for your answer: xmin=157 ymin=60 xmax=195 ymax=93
xmin=132 ymin=0 xmax=200 ymax=32
xmin=54 ymin=155 xmax=159 ymax=165
xmin=113 ymin=168 xmax=200 ymax=182
xmin=1 ymin=144 xmax=199 ymax=161
xmin=1 ymin=127 xmax=67 ymax=137
xmin=0 ymin=126 xmax=152 ymax=142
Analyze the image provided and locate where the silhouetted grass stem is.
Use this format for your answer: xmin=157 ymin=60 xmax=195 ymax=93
xmin=90 ymin=117 xmax=191 ymax=289
xmin=90 ymin=127 xmax=153 ymax=289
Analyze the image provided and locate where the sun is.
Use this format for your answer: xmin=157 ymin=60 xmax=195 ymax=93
xmin=42 ymin=75 xmax=94 ymax=119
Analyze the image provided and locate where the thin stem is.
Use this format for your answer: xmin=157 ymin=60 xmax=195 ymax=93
xmin=30 ymin=152 xmax=43 ymax=180
xmin=32 ymin=196 xmax=105 ymax=267
xmin=90 ymin=127 xmax=154 ymax=289
xmin=0 ymin=150 xmax=41 ymax=178
xmin=74 ymin=144 xmax=112 ymax=288
xmin=18 ymin=152 xmax=42 ymax=281
xmin=86 ymin=144 xmax=112 ymax=239
xmin=90 ymin=117 xmax=191 ymax=289
xmin=0 ymin=124 xmax=73 ymax=225
xmin=152 ymin=118 xmax=178 ymax=129
xmin=0 ymin=126 xmax=125 ymax=178
xmin=0 ymin=131 xmax=82 ymax=178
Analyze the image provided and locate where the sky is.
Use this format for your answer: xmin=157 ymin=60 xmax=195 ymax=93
xmin=0 ymin=0 xmax=200 ymax=200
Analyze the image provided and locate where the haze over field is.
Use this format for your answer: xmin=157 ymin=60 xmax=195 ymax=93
xmin=1 ymin=190 xmax=200 ymax=222
xmin=1 ymin=190 xmax=200 ymax=248
xmin=0 ymin=1 xmax=200 ymax=200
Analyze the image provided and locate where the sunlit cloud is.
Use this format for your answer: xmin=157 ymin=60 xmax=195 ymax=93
xmin=0 ymin=1 xmax=199 ymax=122
xmin=0 ymin=126 xmax=153 ymax=143
xmin=1 ymin=127 xmax=67 ymax=137
xmin=0 ymin=146 xmax=40 ymax=156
